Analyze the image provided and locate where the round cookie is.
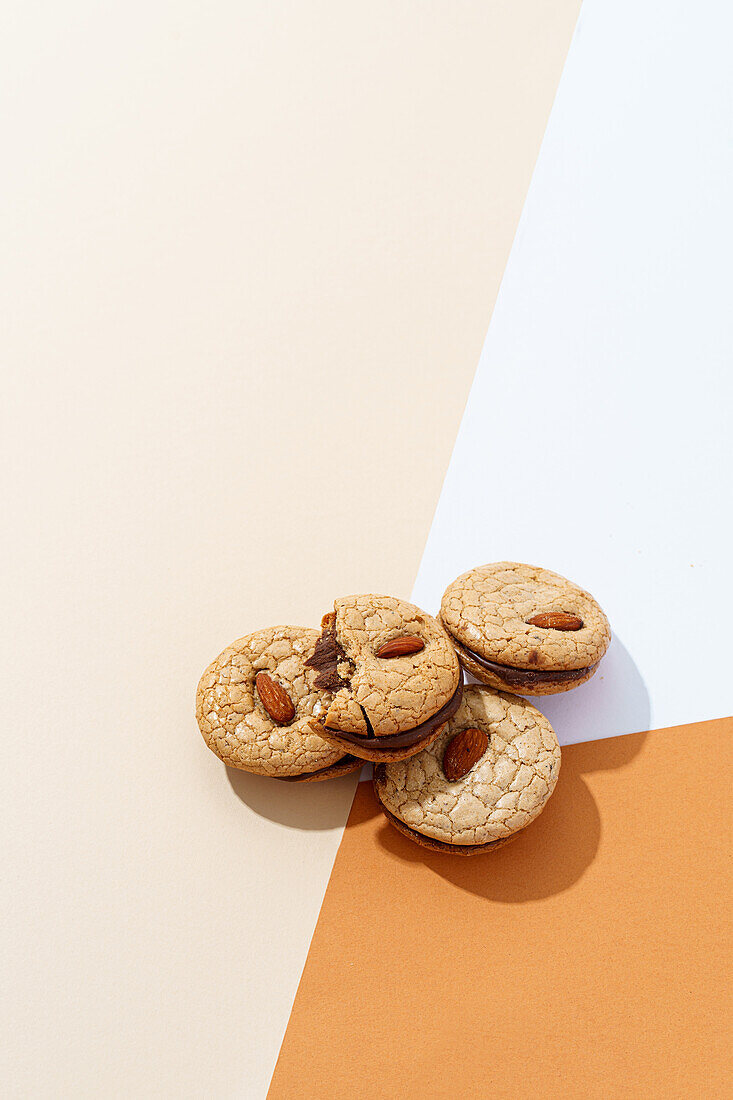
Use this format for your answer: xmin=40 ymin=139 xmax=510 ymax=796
xmin=440 ymin=562 xmax=611 ymax=695
xmin=373 ymin=684 xmax=561 ymax=854
xmin=307 ymin=595 xmax=462 ymax=762
xmin=196 ymin=626 xmax=360 ymax=781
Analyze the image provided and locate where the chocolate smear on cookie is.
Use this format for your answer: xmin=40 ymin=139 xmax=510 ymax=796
xmin=305 ymin=612 xmax=352 ymax=692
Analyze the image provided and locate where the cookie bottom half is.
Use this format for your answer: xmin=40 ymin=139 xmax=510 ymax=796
xmin=373 ymin=775 xmax=516 ymax=856
xmin=318 ymin=679 xmax=464 ymax=762
xmin=452 ymin=638 xmax=598 ymax=696
xmin=274 ymin=755 xmax=362 ymax=783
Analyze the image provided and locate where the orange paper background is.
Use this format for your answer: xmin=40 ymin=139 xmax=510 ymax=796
xmin=269 ymin=719 xmax=732 ymax=1098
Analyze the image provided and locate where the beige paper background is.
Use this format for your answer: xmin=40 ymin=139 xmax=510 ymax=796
xmin=1 ymin=2 xmax=580 ymax=1095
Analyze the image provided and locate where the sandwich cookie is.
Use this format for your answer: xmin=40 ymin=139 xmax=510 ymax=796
xmin=440 ymin=562 xmax=610 ymax=695
xmin=196 ymin=626 xmax=360 ymax=781
xmin=373 ymin=684 xmax=561 ymax=854
xmin=307 ymin=594 xmax=462 ymax=762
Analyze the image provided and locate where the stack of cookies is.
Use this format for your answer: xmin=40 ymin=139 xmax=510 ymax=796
xmin=196 ymin=563 xmax=610 ymax=855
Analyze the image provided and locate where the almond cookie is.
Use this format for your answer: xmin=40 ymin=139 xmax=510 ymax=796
xmin=373 ymin=684 xmax=561 ymax=854
xmin=307 ymin=594 xmax=463 ymax=762
xmin=196 ymin=626 xmax=360 ymax=781
xmin=440 ymin=562 xmax=611 ymax=695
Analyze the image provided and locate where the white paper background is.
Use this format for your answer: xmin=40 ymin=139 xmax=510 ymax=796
xmin=414 ymin=0 xmax=733 ymax=745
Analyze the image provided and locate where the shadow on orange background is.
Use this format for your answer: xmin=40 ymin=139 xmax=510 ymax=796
xmin=268 ymin=719 xmax=731 ymax=1099
xmin=374 ymin=729 xmax=647 ymax=903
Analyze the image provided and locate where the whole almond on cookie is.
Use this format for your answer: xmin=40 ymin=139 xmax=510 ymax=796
xmin=442 ymin=727 xmax=488 ymax=781
xmin=375 ymin=635 xmax=425 ymax=658
xmin=527 ymin=612 xmax=583 ymax=631
xmin=309 ymin=594 xmax=461 ymax=761
xmin=196 ymin=626 xmax=359 ymax=780
xmin=440 ymin=563 xmax=610 ymax=695
xmin=374 ymin=684 xmax=561 ymax=853
xmin=255 ymin=671 xmax=295 ymax=725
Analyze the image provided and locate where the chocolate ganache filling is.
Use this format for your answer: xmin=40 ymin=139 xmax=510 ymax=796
xmin=306 ymin=609 xmax=463 ymax=750
xmin=453 ymin=638 xmax=596 ymax=689
xmin=275 ymin=755 xmax=360 ymax=783
xmin=325 ymin=677 xmax=464 ymax=749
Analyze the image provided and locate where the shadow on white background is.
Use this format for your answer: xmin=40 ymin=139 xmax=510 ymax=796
xmin=536 ymin=635 xmax=651 ymax=747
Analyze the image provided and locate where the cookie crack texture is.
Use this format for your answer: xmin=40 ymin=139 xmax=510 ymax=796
xmin=440 ymin=562 xmax=610 ymax=695
xmin=322 ymin=594 xmax=461 ymax=738
xmin=376 ymin=685 xmax=561 ymax=846
xmin=195 ymin=626 xmax=345 ymax=777
xmin=324 ymin=680 xmax=463 ymax=750
xmin=358 ymin=704 xmax=375 ymax=737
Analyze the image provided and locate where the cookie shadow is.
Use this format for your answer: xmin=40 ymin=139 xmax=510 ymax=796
xmin=374 ymin=759 xmax=599 ymax=901
xmin=373 ymin=725 xmax=649 ymax=902
xmin=226 ymin=765 xmax=359 ymax=830
xmin=537 ymin=634 xmax=651 ymax=749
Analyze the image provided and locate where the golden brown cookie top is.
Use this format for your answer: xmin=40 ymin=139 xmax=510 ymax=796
xmin=440 ymin=561 xmax=610 ymax=672
xmin=196 ymin=626 xmax=345 ymax=777
xmin=318 ymin=594 xmax=461 ymax=738
xmin=374 ymin=684 xmax=560 ymax=846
